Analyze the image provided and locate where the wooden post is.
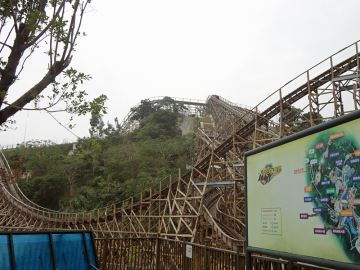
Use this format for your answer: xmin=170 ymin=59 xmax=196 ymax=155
xmin=155 ymin=236 xmax=160 ymax=270
xmin=205 ymin=245 xmax=209 ymax=270
xmin=148 ymin=188 xmax=152 ymax=233
xmin=287 ymin=259 xmax=294 ymax=270
xmin=102 ymin=239 xmax=109 ymax=270
xmin=330 ymin=56 xmax=339 ymax=117
xmin=158 ymin=182 xmax=162 ymax=232
xmin=112 ymin=204 xmax=116 ymax=231
xmin=169 ymin=175 xmax=172 ymax=198
xmin=182 ymin=241 xmax=186 ymax=270
xmin=130 ymin=197 xmax=134 ymax=236
xmin=245 ymin=250 xmax=251 ymax=270
xmin=122 ymin=200 xmax=125 ymax=231
xmin=253 ymin=106 xmax=258 ymax=148
xmin=235 ymin=250 xmax=240 ymax=270
xmin=279 ymin=88 xmax=284 ymax=137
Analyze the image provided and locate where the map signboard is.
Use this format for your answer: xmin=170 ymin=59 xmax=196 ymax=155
xmin=246 ymin=111 xmax=360 ymax=269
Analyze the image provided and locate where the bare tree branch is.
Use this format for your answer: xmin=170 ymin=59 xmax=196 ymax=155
xmin=61 ymin=1 xmax=79 ymax=62
xmin=0 ymin=41 xmax=12 ymax=50
xmin=54 ymin=1 xmax=66 ymax=64
xmin=0 ymin=25 xmax=15 ymax=54
xmin=7 ymin=0 xmax=19 ymax=33
xmin=2 ymin=101 xmax=65 ymax=112
xmin=26 ymin=1 xmax=66 ymax=49
xmin=0 ymin=17 xmax=9 ymax=37
xmin=16 ymin=33 xmax=50 ymax=77
xmin=66 ymin=1 xmax=89 ymax=62
xmin=0 ymin=60 xmax=70 ymax=124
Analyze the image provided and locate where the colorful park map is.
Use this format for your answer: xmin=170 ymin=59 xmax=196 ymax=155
xmin=303 ymin=130 xmax=360 ymax=263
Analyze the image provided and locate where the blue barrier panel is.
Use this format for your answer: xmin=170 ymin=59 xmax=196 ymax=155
xmin=13 ymin=234 xmax=53 ymax=270
xmin=0 ymin=231 xmax=98 ymax=270
xmin=0 ymin=235 xmax=11 ymax=269
xmin=52 ymin=233 xmax=87 ymax=270
xmin=84 ymin=232 xmax=97 ymax=267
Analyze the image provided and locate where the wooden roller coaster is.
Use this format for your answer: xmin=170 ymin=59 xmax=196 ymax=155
xmin=0 ymin=40 xmax=359 ymax=255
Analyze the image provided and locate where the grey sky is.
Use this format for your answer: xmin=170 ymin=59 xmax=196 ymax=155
xmin=2 ymin=0 xmax=360 ymax=146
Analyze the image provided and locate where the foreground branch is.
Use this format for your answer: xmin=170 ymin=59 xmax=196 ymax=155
xmin=0 ymin=60 xmax=70 ymax=125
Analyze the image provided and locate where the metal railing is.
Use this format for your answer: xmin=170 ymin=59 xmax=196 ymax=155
xmin=95 ymin=237 xmax=242 ymax=270
xmin=94 ymin=237 xmax=335 ymax=270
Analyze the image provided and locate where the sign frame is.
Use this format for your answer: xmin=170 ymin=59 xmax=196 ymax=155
xmin=245 ymin=110 xmax=360 ymax=270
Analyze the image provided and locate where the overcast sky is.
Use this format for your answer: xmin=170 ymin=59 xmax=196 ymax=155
xmin=1 ymin=0 xmax=360 ymax=146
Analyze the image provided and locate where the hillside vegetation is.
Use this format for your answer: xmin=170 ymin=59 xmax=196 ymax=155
xmin=4 ymin=99 xmax=194 ymax=211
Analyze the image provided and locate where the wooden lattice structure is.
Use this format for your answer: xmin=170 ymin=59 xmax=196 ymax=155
xmin=0 ymin=41 xmax=359 ymax=256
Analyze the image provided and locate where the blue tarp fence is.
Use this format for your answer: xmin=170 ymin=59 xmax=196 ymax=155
xmin=0 ymin=231 xmax=98 ymax=270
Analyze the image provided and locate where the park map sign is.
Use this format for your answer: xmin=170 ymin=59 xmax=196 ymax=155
xmin=246 ymin=112 xmax=360 ymax=269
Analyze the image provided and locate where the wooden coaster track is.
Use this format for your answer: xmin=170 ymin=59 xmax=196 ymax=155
xmin=0 ymin=40 xmax=359 ymax=252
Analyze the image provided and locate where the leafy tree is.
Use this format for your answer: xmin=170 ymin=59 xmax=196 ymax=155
xmin=301 ymin=111 xmax=323 ymax=127
xmin=130 ymin=97 xmax=188 ymax=123
xmin=89 ymin=113 xmax=122 ymax=138
xmin=0 ymin=0 xmax=106 ymax=127
xmin=130 ymin=99 xmax=156 ymax=122
xmin=133 ymin=110 xmax=181 ymax=140
xmin=5 ymin=106 xmax=194 ymax=211
xmin=74 ymin=137 xmax=105 ymax=178
xmin=89 ymin=111 xmax=105 ymax=138
xmin=156 ymin=96 xmax=187 ymax=114
xmin=282 ymin=106 xmax=323 ymax=133
xmin=21 ymin=173 xmax=66 ymax=209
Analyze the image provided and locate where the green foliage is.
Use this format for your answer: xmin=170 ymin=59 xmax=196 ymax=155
xmin=5 ymin=142 xmax=72 ymax=209
xmin=283 ymin=106 xmax=323 ymax=133
xmin=130 ymin=100 xmax=156 ymax=122
xmin=130 ymin=96 xmax=187 ymax=122
xmin=21 ymin=173 xmax=67 ymax=210
xmin=89 ymin=111 xmax=105 ymax=138
xmin=5 ymin=108 xmax=194 ymax=211
xmin=133 ymin=111 xmax=181 ymax=140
